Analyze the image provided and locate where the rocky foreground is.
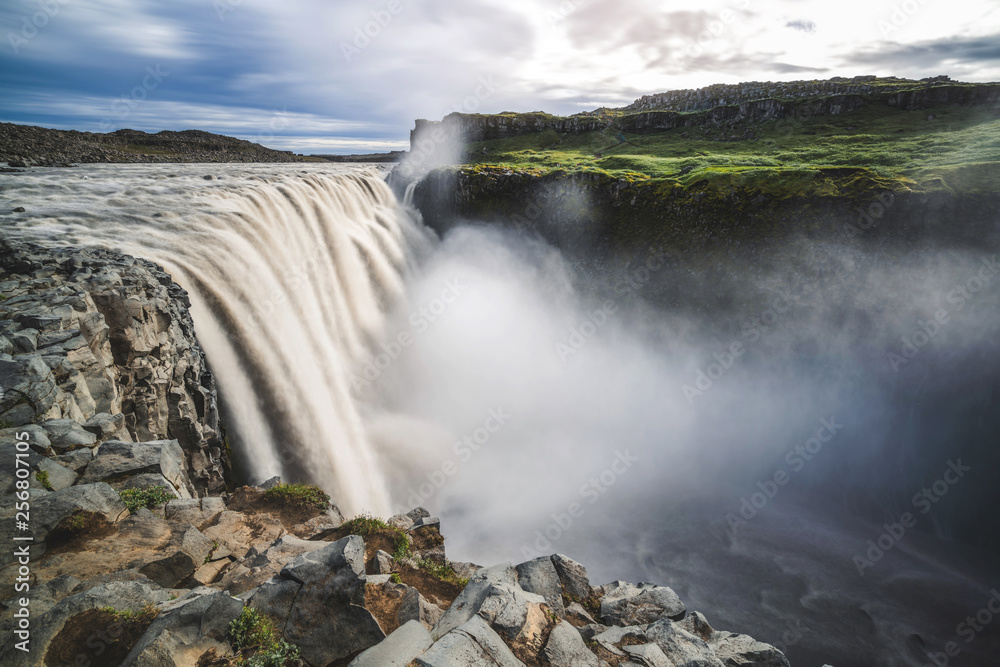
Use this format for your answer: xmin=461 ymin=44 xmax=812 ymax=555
xmin=0 ymin=239 xmax=791 ymax=666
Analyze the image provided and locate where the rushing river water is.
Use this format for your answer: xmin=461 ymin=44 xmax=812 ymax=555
xmin=3 ymin=163 xmax=1000 ymax=666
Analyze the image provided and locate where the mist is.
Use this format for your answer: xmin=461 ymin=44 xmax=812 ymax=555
xmin=366 ymin=220 xmax=1000 ymax=665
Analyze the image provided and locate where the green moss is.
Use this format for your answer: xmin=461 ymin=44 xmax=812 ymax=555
xmin=99 ymin=604 xmax=159 ymax=624
xmin=262 ymin=483 xmax=329 ymax=511
xmin=119 ymin=486 xmax=174 ymax=513
xmin=35 ymin=470 xmax=53 ymax=491
xmin=0 ymin=420 xmax=14 ymax=429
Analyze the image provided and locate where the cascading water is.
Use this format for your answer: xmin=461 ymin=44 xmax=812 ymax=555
xmin=2 ymin=163 xmax=434 ymax=515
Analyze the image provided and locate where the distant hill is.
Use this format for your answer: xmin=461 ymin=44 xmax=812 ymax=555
xmin=0 ymin=123 xmax=316 ymax=165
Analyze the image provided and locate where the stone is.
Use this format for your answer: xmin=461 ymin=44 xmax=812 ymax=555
xmin=432 ymin=563 xmax=517 ymax=639
xmin=374 ymin=549 xmax=395 ymax=574
xmin=398 ymin=586 xmax=445 ymax=630
xmin=80 ymin=439 xmax=192 ymax=497
xmin=0 ymin=356 xmax=58 ymax=425
xmin=349 ymin=619 xmax=434 ymax=667
xmin=644 ymin=618 xmax=724 ymax=667
xmin=592 ymin=626 xmax=647 ymax=657
xmin=30 ymin=481 xmax=127 ymax=542
xmin=708 ymin=632 xmax=791 ymax=667
xmin=82 ymin=412 xmax=131 ymax=442
xmin=623 ymin=642 xmax=674 ymax=667
xmin=280 ymin=536 xmax=386 ymax=665
xmin=0 ymin=580 xmax=170 ymax=667
xmin=259 ymin=475 xmax=282 ymax=489
xmin=564 ymin=601 xmax=597 ymax=626
xmin=598 ymin=581 xmax=686 ymax=625
xmin=40 ymin=418 xmax=98 ymax=452
xmin=416 ymin=615 xmax=525 ymax=667
xmin=246 ymin=576 xmax=302 ymax=621
xmin=121 ymin=587 xmax=244 ymax=667
xmin=35 ymin=456 xmax=78 ymax=491
xmin=139 ymin=551 xmax=199 ymax=589
xmin=516 ymin=556 xmax=565 ymax=617
xmin=551 ymin=553 xmax=592 ymax=600
xmin=51 ymin=446 xmax=94 ymax=472
xmin=163 ymin=497 xmax=226 ymax=530
xmin=218 ymin=531 xmax=326 ymax=594
xmin=542 ymin=621 xmax=600 ymax=667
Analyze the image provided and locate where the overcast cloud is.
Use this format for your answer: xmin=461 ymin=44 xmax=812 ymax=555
xmin=1 ymin=0 xmax=998 ymax=153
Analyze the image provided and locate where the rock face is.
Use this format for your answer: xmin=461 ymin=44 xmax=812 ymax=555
xmin=0 ymin=238 xmax=228 ymax=493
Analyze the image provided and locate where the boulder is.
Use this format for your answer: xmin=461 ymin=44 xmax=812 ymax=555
xmin=416 ymin=615 xmax=525 ymax=667
xmin=551 ymin=553 xmax=592 ymax=600
xmin=623 ymin=642 xmax=675 ymax=666
xmin=0 ymin=356 xmax=58 ymax=425
xmin=82 ymin=412 xmax=131 ymax=442
xmin=51 ymin=446 xmax=94 ymax=472
xmin=644 ymin=618 xmax=725 ymax=667
xmin=708 ymin=632 xmax=791 ymax=667
xmin=220 ymin=533 xmax=328 ymax=595
xmin=163 ymin=497 xmax=226 ymax=530
xmin=246 ymin=576 xmax=303 ymax=621
xmin=598 ymin=581 xmax=686 ymax=625
xmin=398 ymin=586 xmax=445 ymax=630
xmin=542 ymin=621 xmax=600 ymax=667
xmin=432 ymin=563 xmax=517 ymax=640
xmin=121 ymin=587 xmax=244 ymax=667
xmin=80 ymin=439 xmax=192 ymax=497
xmin=30 ymin=481 xmax=127 ymax=541
xmin=40 ymin=418 xmax=98 ymax=452
xmin=477 ymin=584 xmax=551 ymax=657
xmin=35 ymin=457 xmax=78 ymax=491
xmin=516 ymin=556 xmax=565 ymax=617
xmin=349 ymin=619 xmax=434 ymax=667
xmin=280 ymin=536 xmax=387 ymax=665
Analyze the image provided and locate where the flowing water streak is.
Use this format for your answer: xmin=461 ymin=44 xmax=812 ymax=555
xmin=1 ymin=165 xmax=434 ymax=515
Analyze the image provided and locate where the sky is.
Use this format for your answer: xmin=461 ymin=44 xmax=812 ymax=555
xmin=1 ymin=0 xmax=999 ymax=154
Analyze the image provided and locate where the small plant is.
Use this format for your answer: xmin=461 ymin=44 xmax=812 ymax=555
xmin=390 ymin=572 xmax=402 ymax=584
xmin=228 ymin=606 xmax=301 ymax=666
xmin=35 ymin=470 xmax=53 ymax=491
xmin=262 ymin=483 xmax=330 ymax=511
xmin=340 ymin=513 xmax=411 ymax=560
xmin=415 ymin=558 xmax=469 ymax=587
xmin=64 ymin=513 xmax=86 ymax=532
xmin=100 ymin=603 xmax=159 ymax=624
xmin=119 ymin=486 xmax=174 ymax=513
xmin=205 ymin=539 xmax=221 ymax=563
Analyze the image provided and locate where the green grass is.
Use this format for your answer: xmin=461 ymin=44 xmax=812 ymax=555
xmin=119 ymin=486 xmax=175 ymax=513
xmin=99 ymin=604 xmax=159 ymax=624
xmin=228 ymin=606 xmax=301 ymax=667
xmin=262 ymin=483 xmax=330 ymax=510
xmin=340 ymin=514 xmax=411 ymax=560
xmin=414 ymin=558 xmax=469 ymax=587
xmin=459 ymin=103 xmax=1000 ymax=196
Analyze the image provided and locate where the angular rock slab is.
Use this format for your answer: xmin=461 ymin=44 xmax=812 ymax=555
xmin=543 ymin=621 xmax=600 ymax=667
xmin=516 ymin=556 xmax=565 ymax=617
xmin=598 ymin=581 xmax=686 ymax=625
xmin=280 ymin=535 xmax=386 ymax=666
xmin=551 ymin=553 xmax=593 ymax=601
xmin=417 ymin=616 xmax=526 ymax=667
xmin=80 ymin=439 xmax=192 ymax=497
xmin=349 ymin=619 xmax=434 ymax=667
xmin=708 ymin=632 xmax=791 ymax=667
xmin=645 ymin=618 xmax=725 ymax=667
xmin=121 ymin=587 xmax=244 ymax=667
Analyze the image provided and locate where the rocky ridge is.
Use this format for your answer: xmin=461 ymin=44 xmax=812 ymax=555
xmin=0 ymin=125 xmax=311 ymax=166
xmin=0 ymin=240 xmax=791 ymax=665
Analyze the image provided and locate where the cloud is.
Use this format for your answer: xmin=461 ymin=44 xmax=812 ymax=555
xmin=845 ymin=33 xmax=1000 ymax=69
xmin=786 ymin=19 xmax=816 ymax=33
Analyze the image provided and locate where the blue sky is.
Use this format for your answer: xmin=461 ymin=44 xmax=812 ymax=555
xmin=2 ymin=0 xmax=998 ymax=154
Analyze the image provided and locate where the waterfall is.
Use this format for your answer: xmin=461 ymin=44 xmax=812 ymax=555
xmin=2 ymin=165 xmax=435 ymax=515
